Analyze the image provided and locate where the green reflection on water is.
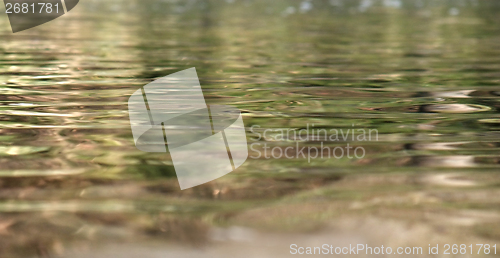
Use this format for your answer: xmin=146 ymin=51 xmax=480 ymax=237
xmin=0 ymin=0 xmax=500 ymax=257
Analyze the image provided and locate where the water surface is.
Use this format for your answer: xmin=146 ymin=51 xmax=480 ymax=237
xmin=0 ymin=0 xmax=500 ymax=257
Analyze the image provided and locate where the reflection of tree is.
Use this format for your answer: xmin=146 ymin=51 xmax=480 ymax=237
xmin=132 ymin=0 xmax=222 ymax=99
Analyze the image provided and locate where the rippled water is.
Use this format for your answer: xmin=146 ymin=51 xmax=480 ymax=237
xmin=1 ymin=0 xmax=500 ymax=257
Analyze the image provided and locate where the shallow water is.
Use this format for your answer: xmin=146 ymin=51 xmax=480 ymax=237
xmin=0 ymin=0 xmax=500 ymax=257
